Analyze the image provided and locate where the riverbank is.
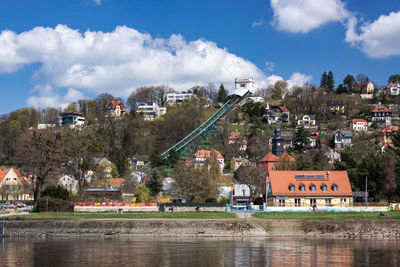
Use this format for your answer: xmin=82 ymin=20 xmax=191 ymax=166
xmin=3 ymin=212 xmax=400 ymax=239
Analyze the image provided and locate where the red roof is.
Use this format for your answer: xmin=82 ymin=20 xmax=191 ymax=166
xmin=228 ymin=132 xmax=245 ymax=140
xmin=269 ymin=170 xmax=352 ymax=197
xmin=195 ymin=149 xmax=223 ymax=159
xmin=106 ymin=101 xmax=126 ymax=109
xmin=372 ymin=106 xmax=391 ymax=113
xmin=0 ymin=168 xmax=26 ymax=184
xmin=381 ymin=125 xmax=399 ymax=134
xmin=279 ymin=106 xmax=289 ymax=112
xmin=352 ymin=119 xmax=367 ymax=125
xmin=386 ymin=81 xmax=400 ymax=88
xmin=260 ymin=152 xmax=278 ymax=163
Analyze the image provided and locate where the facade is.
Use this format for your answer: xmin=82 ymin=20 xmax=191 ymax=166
xmin=324 ymin=149 xmax=341 ymax=164
xmin=352 ymin=119 xmax=368 ymax=132
xmin=378 ymin=125 xmax=399 ymax=149
xmin=269 ymin=170 xmax=353 ymax=207
xmin=0 ymin=168 xmax=30 ymax=201
xmin=105 ymin=101 xmax=126 ymax=117
xmin=129 ymin=158 xmax=145 ymax=171
xmin=166 ymin=93 xmax=195 ymax=105
xmin=230 ymin=157 xmax=256 ymax=171
xmin=259 ymin=152 xmax=296 ymax=171
xmin=327 ymin=101 xmax=345 ymax=114
xmin=386 ymin=81 xmax=400 ymax=96
xmin=296 ymin=114 xmax=317 ymax=129
xmin=357 ymin=82 xmax=374 ymax=94
xmin=235 ymin=77 xmax=255 ymax=94
xmin=265 ymin=103 xmax=290 ymax=124
xmin=228 ymin=132 xmax=247 ymax=152
xmin=137 ymin=102 xmax=167 ymax=121
xmin=58 ymin=112 xmax=85 ymax=129
xmin=334 ymin=130 xmax=352 ymax=149
xmin=194 ymin=149 xmax=224 ymax=173
xmin=232 ymin=184 xmax=251 ymax=204
xmin=58 ymin=174 xmax=78 ymax=194
xmin=371 ymin=105 xmax=391 ymax=126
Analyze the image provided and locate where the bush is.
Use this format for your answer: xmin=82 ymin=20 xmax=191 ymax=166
xmin=205 ymin=197 xmax=218 ymax=203
xmin=38 ymin=197 xmax=74 ymax=212
xmin=219 ymin=196 xmax=230 ymax=204
xmin=41 ymin=185 xmax=70 ymax=200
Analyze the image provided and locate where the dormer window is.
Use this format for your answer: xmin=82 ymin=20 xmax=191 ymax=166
xmin=289 ymin=184 xmax=295 ymax=192
xmin=321 ymin=184 xmax=327 ymax=192
xmin=332 ymin=184 xmax=338 ymax=192
xmin=299 ymin=184 xmax=305 ymax=192
xmin=310 ymin=184 xmax=316 ymax=192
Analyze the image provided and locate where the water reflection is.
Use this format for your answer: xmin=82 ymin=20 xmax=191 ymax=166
xmin=0 ymin=237 xmax=399 ymax=266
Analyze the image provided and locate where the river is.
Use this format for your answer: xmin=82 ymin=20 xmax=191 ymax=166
xmin=0 ymin=237 xmax=399 ymax=266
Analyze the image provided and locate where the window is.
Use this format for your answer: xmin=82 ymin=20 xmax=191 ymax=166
xmin=310 ymin=199 xmax=316 ymax=206
xmin=341 ymin=198 xmax=347 ymax=204
xmin=240 ymin=84 xmax=246 ymax=88
xmin=332 ymin=184 xmax=338 ymax=192
xmin=278 ymin=199 xmax=285 ymax=207
xmin=310 ymin=184 xmax=316 ymax=192
xmin=321 ymin=184 xmax=327 ymax=192
xmin=325 ymin=199 xmax=331 ymax=206
xmin=300 ymin=184 xmax=305 ymax=192
xmin=295 ymin=198 xmax=301 ymax=207
xmin=289 ymin=184 xmax=295 ymax=192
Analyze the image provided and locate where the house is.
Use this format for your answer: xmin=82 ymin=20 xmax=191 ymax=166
xmin=230 ymin=157 xmax=257 ymax=171
xmin=378 ymin=125 xmax=399 ymax=149
xmin=228 ymin=132 xmax=247 ymax=152
xmin=218 ymin=184 xmax=251 ymax=204
xmin=0 ymin=168 xmax=30 ymax=201
xmin=194 ymin=149 xmax=224 ymax=173
xmin=386 ymin=81 xmax=400 ymax=96
xmin=268 ymin=170 xmax=353 ymax=207
xmin=296 ymin=114 xmax=317 ymax=129
xmin=259 ymin=152 xmax=296 ymax=171
xmin=265 ymin=103 xmax=290 ymax=124
xmin=235 ymin=77 xmax=255 ymax=94
xmin=308 ymin=132 xmax=319 ymax=148
xmin=371 ymin=105 xmax=391 ymax=126
xmin=105 ymin=101 xmax=126 ymax=117
xmin=246 ymin=96 xmax=264 ymax=103
xmin=334 ymin=130 xmax=352 ymax=149
xmin=58 ymin=112 xmax=85 ymax=129
xmin=58 ymin=174 xmax=78 ymax=194
xmin=356 ymin=81 xmax=374 ymax=94
xmin=324 ymin=149 xmax=341 ymax=164
xmin=352 ymin=119 xmax=368 ymax=132
xmin=268 ymin=126 xmax=292 ymax=156
xmin=137 ymin=102 xmax=167 ymax=121
xmin=166 ymin=93 xmax=195 ymax=105
xmin=129 ymin=158 xmax=145 ymax=171
xmin=327 ymin=101 xmax=345 ymax=114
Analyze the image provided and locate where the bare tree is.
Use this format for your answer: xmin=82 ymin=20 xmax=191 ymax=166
xmin=235 ymin=166 xmax=268 ymax=203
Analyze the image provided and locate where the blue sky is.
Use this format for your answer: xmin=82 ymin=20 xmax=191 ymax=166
xmin=0 ymin=0 xmax=400 ymax=114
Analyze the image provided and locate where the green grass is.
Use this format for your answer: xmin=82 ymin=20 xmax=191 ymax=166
xmin=253 ymin=211 xmax=400 ymax=220
xmin=9 ymin=212 xmax=236 ymax=220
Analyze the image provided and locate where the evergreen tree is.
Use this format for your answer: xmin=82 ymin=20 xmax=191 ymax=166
xmin=168 ymin=149 xmax=180 ymax=167
xmin=293 ymin=125 xmax=310 ymax=151
xmin=336 ymin=84 xmax=346 ymax=94
xmin=343 ymin=74 xmax=355 ymax=93
xmin=320 ymin=72 xmax=328 ymax=90
xmin=217 ymin=83 xmax=227 ymax=103
xmin=388 ymin=74 xmax=400 ymax=83
xmin=327 ymin=71 xmax=335 ymax=92
xmin=149 ymin=151 xmax=165 ymax=167
xmin=146 ymin=170 xmax=163 ymax=196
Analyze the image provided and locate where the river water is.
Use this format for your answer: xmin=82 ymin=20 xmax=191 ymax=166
xmin=0 ymin=237 xmax=399 ymax=266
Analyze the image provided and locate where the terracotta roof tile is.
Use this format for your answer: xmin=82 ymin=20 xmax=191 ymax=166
xmin=372 ymin=106 xmax=391 ymax=113
xmin=195 ymin=149 xmax=223 ymax=159
xmin=228 ymin=132 xmax=245 ymax=140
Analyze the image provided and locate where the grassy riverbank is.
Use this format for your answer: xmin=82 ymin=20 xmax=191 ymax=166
xmin=9 ymin=212 xmax=236 ymax=220
xmin=253 ymin=211 xmax=400 ymax=220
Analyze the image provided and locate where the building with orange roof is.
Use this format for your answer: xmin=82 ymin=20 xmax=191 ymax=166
xmin=356 ymin=81 xmax=374 ymax=94
xmin=259 ymin=152 xmax=295 ymax=171
xmin=228 ymin=131 xmax=247 ymax=151
xmin=0 ymin=168 xmax=30 ymax=201
xmin=106 ymin=101 xmax=126 ymax=117
xmin=352 ymin=119 xmax=368 ymax=131
xmin=268 ymin=170 xmax=353 ymax=207
xmin=194 ymin=149 xmax=224 ymax=173
xmin=378 ymin=125 xmax=399 ymax=149
xmin=371 ymin=105 xmax=391 ymax=126
xmin=386 ymin=81 xmax=400 ymax=96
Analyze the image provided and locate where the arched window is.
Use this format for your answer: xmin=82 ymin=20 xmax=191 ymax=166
xmin=332 ymin=184 xmax=338 ymax=192
xmin=310 ymin=184 xmax=316 ymax=192
xmin=289 ymin=184 xmax=295 ymax=192
xmin=321 ymin=184 xmax=327 ymax=192
xmin=299 ymin=184 xmax=305 ymax=192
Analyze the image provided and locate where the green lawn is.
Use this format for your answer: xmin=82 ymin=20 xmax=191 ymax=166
xmin=9 ymin=212 xmax=236 ymax=220
xmin=253 ymin=211 xmax=400 ymax=220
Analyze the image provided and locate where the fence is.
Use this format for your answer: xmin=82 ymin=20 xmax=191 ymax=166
xmin=159 ymin=203 xmax=226 ymax=212
xmin=74 ymin=202 xmax=158 ymax=212
xmin=227 ymin=205 xmax=264 ymax=213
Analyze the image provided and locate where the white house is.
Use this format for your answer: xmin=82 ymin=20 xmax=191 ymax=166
xmin=58 ymin=174 xmax=78 ymax=194
xmin=235 ymin=77 xmax=255 ymax=94
xmin=246 ymin=96 xmax=264 ymax=103
xmin=352 ymin=119 xmax=368 ymax=132
xmin=371 ymin=105 xmax=391 ymax=126
xmin=334 ymin=130 xmax=352 ymax=150
xmin=194 ymin=149 xmax=224 ymax=173
xmin=58 ymin=112 xmax=85 ymax=129
xmin=166 ymin=93 xmax=195 ymax=105
xmin=324 ymin=149 xmax=341 ymax=164
xmin=137 ymin=102 xmax=167 ymax=121
xmin=386 ymin=81 xmax=400 ymax=96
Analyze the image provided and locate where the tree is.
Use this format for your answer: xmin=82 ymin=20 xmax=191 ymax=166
xmin=388 ymin=74 xmax=400 ymax=83
xmin=327 ymin=71 xmax=335 ymax=92
xmin=382 ymin=152 xmax=397 ymax=201
xmin=41 ymin=185 xmax=70 ymax=200
xmin=134 ymin=184 xmax=151 ymax=202
xmin=343 ymin=74 xmax=356 ymax=93
xmin=336 ymin=84 xmax=346 ymax=94
xmin=356 ymin=73 xmax=369 ymax=84
xmin=216 ymin=83 xmax=227 ymax=103
xmin=271 ymin=80 xmax=288 ymax=100
xmin=146 ymin=170 xmax=163 ymax=196
xmin=15 ymin=129 xmax=62 ymax=210
xmin=206 ymin=83 xmax=217 ymax=102
xmin=293 ymin=125 xmax=310 ymax=151
xmin=320 ymin=72 xmax=328 ymax=90
xmin=235 ymin=166 xmax=267 ymax=203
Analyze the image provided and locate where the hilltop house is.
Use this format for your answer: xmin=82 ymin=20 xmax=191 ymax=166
xmin=194 ymin=149 xmax=224 ymax=173
xmin=265 ymin=103 xmax=290 ymax=124
xmin=352 ymin=119 xmax=368 ymax=132
xmin=259 ymin=152 xmax=295 ymax=171
xmin=334 ymin=130 xmax=352 ymax=150
xmin=371 ymin=105 xmax=391 ymax=126
xmin=137 ymin=102 xmax=167 ymax=121
xmin=268 ymin=170 xmax=353 ymax=207
xmin=58 ymin=174 xmax=78 ymax=195
xmin=0 ymin=168 xmax=30 ymax=201
xmin=58 ymin=112 xmax=85 ymax=129
xmin=356 ymin=82 xmax=374 ymax=94
xmin=386 ymin=81 xmax=400 ymax=96
xmin=246 ymin=96 xmax=264 ymax=103
xmin=228 ymin=132 xmax=247 ymax=152
xmin=327 ymin=101 xmax=345 ymax=114
xmin=296 ymin=114 xmax=317 ymax=129
xmin=105 ymin=101 xmax=126 ymax=117
xmin=166 ymin=93 xmax=195 ymax=105
xmin=230 ymin=157 xmax=256 ymax=171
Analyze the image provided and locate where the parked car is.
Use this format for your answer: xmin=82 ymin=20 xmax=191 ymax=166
xmin=0 ymin=203 xmax=16 ymax=209
xmin=13 ymin=202 xmax=26 ymax=208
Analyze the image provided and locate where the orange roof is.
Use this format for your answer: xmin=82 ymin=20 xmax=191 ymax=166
xmin=260 ymin=152 xmax=279 ymax=163
xmin=107 ymin=178 xmax=126 ymax=189
xmin=279 ymin=106 xmax=289 ymax=112
xmin=381 ymin=125 xmax=399 ymax=133
xmin=106 ymin=101 xmax=126 ymax=109
xmin=372 ymin=106 xmax=391 ymax=113
xmin=386 ymin=81 xmax=399 ymax=88
xmin=228 ymin=132 xmax=245 ymax=140
xmin=352 ymin=119 xmax=367 ymax=125
xmin=269 ymin=170 xmax=352 ymax=197
xmin=195 ymin=149 xmax=223 ymax=159
xmin=0 ymin=168 xmax=26 ymax=184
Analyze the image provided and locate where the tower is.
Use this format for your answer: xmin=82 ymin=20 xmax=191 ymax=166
xmin=272 ymin=126 xmax=284 ymax=156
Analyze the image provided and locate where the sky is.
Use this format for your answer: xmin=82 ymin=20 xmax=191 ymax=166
xmin=0 ymin=0 xmax=400 ymax=114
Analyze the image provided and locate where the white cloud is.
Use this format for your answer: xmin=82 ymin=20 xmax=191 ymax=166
xmin=264 ymin=61 xmax=275 ymax=72
xmin=270 ymin=0 xmax=351 ymax=33
xmin=91 ymin=0 xmax=101 ymax=5
xmin=252 ymin=18 xmax=265 ymax=28
xmin=345 ymin=11 xmax=400 ymax=58
xmin=0 ymin=24 xmax=311 ymax=108
xmin=287 ymin=72 xmax=313 ymax=88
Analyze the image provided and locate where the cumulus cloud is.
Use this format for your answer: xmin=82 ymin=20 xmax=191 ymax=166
xmin=252 ymin=18 xmax=265 ymax=28
xmin=345 ymin=11 xmax=400 ymax=58
xmin=287 ymin=72 xmax=313 ymax=88
xmin=0 ymin=24 xmax=311 ymax=108
xmin=270 ymin=0 xmax=351 ymax=33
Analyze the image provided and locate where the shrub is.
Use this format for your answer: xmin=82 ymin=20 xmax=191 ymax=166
xmin=41 ymin=185 xmax=70 ymax=200
xmin=205 ymin=197 xmax=218 ymax=203
xmin=219 ymin=196 xmax=230 ymax=204
xmin=38 ymin=197 xmax=74 ymax=212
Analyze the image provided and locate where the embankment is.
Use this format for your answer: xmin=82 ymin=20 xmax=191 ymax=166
xmin=3 ymin=218 xmax=400 ymax=238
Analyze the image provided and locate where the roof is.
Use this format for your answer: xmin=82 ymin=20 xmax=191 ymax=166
xmin=106 ymin=101 xmax=126 ymax=109
xmin=195 ymin=149 xmax=223 ymax=159
xmin=279 ymin=106 xmax=289 ymax=112
xmin=107 ymin=178 xmax=126 ymax=189
xmin=386 ymin=81 xmax=400 ymax=88
xmin=230 ymin=88 xmax=250 ymax=97
xmin=260 ymin=152 xmax=295 ymax=163
xmin=60 ymin=112 xmax=84 ymax=116
xmin=229 ymin=132 xmax=245 ymax=140
xmin=352 ymin=119 xmax=367 ymax=125
xmin=335 ymin=130 xmax=352 ymax=138
xmin=381 ymin=125 xmax=399 ymax=133
xmin=296 ymin=114 xmax=316 ymax=120
xmin=0 ymin=168 xmax=26 ymax=184
xmin=269 ymin=170 xmax=352 ymax=197
xmin=372 ymin=106 xmax=391 ymax=113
